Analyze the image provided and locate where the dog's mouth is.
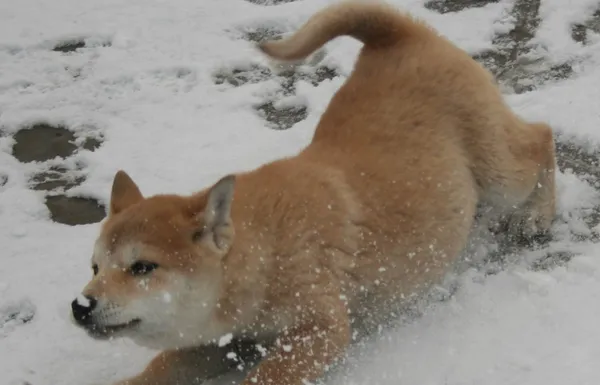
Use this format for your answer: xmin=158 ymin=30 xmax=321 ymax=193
xmin=85 ymin=318 xmax=141 ymax=339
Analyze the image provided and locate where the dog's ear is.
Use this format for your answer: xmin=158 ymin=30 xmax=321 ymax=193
xmin=110 ymin=170 xmax=143 ymax=216
xmin=204 ymin=175 xmax=236 ymax=231
xmin=194 ymin=175 xmax=236 ymax=253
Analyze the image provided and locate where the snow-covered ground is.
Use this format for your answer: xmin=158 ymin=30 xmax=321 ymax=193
xmin=3 ymin=0 xmax=600 ymax=384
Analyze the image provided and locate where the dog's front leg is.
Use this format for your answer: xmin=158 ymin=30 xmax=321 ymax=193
xmin=113 ymin=340 xmax=261 ymax=385
xmin=240 ymin=298 xmax=350 ymax=385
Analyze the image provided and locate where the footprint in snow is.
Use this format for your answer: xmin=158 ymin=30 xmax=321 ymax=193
xmin=0 ymin=298 xmax=36 ymax=338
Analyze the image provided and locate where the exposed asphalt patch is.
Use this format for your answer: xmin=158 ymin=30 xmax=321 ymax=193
xmin=9 ymin=123 xmax=106 ymax=225
xmin=213 ymin=64 xmax=273 ymax=87
xmin=52 ymin=38 xmax=112 ymax=53
xmin=12 ymin=124 xmax=79 ymax=163
xmin=425 ymin=0 xmax=499 ymax=14
xmin=45 ymin=195 xmax=107 ymax=226
xmin=571 ymin=9 xmax=600 ymax=45
xmin=471 ymin=0 xmax=573 ymax=94
xmin=255 ymin=102 xmax=308 ymax=130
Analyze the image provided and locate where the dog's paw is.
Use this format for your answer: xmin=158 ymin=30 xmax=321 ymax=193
xmin=506 ymin=208 xmax=553 ymax=245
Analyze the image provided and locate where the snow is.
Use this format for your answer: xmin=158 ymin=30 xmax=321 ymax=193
xmin=2 ymin=0 xmax=600 ymax=384
xmin=75 ymin=294 xmax=91 ymax=308
xmin=219 ymin=333 xmax=234 ymax=348
xmin=0 ymin=298 xmax=36 ymax=339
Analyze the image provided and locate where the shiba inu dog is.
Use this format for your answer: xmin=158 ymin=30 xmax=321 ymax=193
xmin=70 ymin=1 xmax=556 ymax=384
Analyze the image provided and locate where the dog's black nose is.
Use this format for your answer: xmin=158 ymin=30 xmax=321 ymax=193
xmin=71 ymin=296 xmax=97 ymax=324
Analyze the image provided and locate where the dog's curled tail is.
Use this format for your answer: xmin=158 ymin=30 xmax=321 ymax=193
xmin=257 ymin=1 xmax=428 ymax=62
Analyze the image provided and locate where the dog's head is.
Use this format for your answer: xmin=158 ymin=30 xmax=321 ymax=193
xmin=70 ymin=170 xmax=236 ymax=349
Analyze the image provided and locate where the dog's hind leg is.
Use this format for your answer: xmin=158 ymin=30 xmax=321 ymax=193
xmin=506 ymin=122 xmax=557 ymax=240
xmin=474 ymin=121 xmax=557 ymax=241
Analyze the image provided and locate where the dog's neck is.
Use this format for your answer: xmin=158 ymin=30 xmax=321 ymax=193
xmin=206 ymin=155 xmax=362 ymax=338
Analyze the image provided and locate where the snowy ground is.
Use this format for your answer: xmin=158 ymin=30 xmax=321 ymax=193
xmin=3 ymin=0 xmax=600 ymax=384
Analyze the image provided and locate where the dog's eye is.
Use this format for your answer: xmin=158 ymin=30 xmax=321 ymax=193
xmin=92 ymin=264 xmax=99 ymax=276
xmin=129 ymin=261 xmax=158 ymax=276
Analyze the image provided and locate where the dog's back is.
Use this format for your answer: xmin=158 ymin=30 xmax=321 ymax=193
xmin=269 ymin=1 xmax=483 ymax=310
xmin=257 ymin=0 xmax=555 ymax=330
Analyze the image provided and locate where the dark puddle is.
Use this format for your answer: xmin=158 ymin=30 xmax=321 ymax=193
xmin=45 ymin=195 xmax=106 ymax=226
xmin=12 ymin=124 xmax=78 ymax=163
xmin=10 ymin=123 xmax=106 ymax=226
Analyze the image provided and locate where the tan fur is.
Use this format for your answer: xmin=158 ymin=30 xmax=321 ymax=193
xmin=72 ymin=1 xmax=556 ymax=385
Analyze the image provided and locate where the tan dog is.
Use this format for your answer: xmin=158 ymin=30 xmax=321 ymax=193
xmin=71 ymin=1 xmax=556 ymax=384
